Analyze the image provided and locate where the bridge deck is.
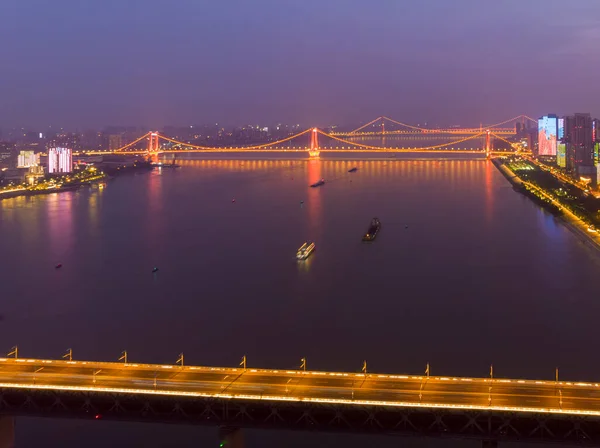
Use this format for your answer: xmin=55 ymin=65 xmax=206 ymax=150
xmin=2 ymin=358 xmax=600 ymax=445
xmin=0 ymin=358 xmax=596 ymax=416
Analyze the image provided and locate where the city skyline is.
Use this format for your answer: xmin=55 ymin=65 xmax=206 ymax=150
xmin=2 ymin=0 xmax=600 ymax=129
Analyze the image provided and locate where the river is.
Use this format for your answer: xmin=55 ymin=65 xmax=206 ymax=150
xmin=1 ymin=156 xmax=599 ymax=447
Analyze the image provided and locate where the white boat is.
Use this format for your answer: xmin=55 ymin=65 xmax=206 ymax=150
xmin=296 ymin=242 xmax=315 ymax=260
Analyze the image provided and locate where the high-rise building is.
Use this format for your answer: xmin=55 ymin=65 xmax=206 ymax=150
xmin=108 ymin=134 xmax=123 ymax=151
xmin=17 ymin=150 xmax=39 ymax=168
xmin=564 ymin=113 xmax=594 ymax=182
xmin=47 ymin=147 xmax=73 ymax=173
xmin=538 ymin=115 xmax=559 ymax=158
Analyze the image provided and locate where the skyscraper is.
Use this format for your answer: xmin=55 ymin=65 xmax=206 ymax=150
xmin=17 ymin=150 xmax=39 ymax=168
xmin=564 ymin=113 xmax=594 ymax=182
xmin=108 ymin=134 xmax=123 ymax=151
xmin=47 ymin=147 xmax=73 ymax=173
xmin=538 ymin=115 xmax=559 ymax=158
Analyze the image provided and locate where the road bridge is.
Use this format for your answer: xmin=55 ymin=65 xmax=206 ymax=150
xmin=0 ymin=357 xmax=598 ymax=446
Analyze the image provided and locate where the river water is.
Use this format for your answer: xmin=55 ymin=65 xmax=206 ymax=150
xmin=1 ymin=155 xmax=600 ymax=447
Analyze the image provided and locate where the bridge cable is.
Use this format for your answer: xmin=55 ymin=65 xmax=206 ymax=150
xmin=349 ymin=116 xmax=384 ymax=134
xmin=157 ymin=128 xmax=312 ymax=151
xmin=318 ymin=129 xmax=486 ymax=151
xmin=114 ymin=132 xmax=152 ymax=152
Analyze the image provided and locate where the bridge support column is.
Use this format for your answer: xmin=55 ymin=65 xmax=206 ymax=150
xmin=219 ymin=426 xmax=244 ymax=448
xmin=482 ymin=439 xmax=497 ymax=448
xmin=0 ymin=416 xmax=15 ymax=448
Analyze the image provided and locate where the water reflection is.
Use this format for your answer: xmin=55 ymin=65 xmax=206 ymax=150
xmin=46 ymin=193 xmax=74 ymax=259
xmin=306 ymin=160 xmax=323 ymax=239
xmin=484 ymin=160 xmax=494 ymax=224
xmin=146 ymin=171 xmax=164 ymax=240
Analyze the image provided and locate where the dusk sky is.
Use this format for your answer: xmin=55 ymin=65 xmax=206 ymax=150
xmin=2 ymin=0 xmax=600 ymax=129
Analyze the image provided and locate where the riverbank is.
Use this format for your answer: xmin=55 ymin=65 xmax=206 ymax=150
xmin=0 ymin=160 xmax=157 ymax=201
xmin=0 ymin=184 xmax=82 ymax=200
xmin=492 ymin=157 xmax=600 ymax=251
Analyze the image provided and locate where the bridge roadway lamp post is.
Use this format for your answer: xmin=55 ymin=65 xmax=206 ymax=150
xmin=119 ymin=350 xmax=127 ymax=364
xmin=300 ymin=358 xmax=306 ymax=372
xmin=93 ymin=369 xmax=101 ymax=384
xmin=33 ymin=367 xmax=44 ymax=385
xmin=7 ymin=346 xmax=17 ymax=359
xmin=62 ymin=348 xmax=72 ymax=361
xmin=177 ymin=353 xmax=184 ymax=367
xmin=362 ymin=360 xmax=367 ymax=376
xmin=489 ymin=364 xmax=493 ymax=406
xmin=240 ymin=355 xmax=247 ymax=370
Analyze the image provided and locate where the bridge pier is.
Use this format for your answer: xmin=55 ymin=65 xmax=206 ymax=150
xmin=0 ymin=416 xmax=14 ymax=448
xmin=219 ymin=426 xmax=244 ymax=448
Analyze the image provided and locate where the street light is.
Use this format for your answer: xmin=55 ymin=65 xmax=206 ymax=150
xmin=7 ymin=346 xmax=17 ymax=359
xmin=176 ymin=353 xmax=184 ymax=367
xmin=362 ymin=360 xmax=367 ymax=376
xmin=33 ymin=367 xmax=44 ymax=384
xmin=63 ymin=348 xmax=72 ymax=361
xmin=119 ymin=351 xmax=127 ymax=364
xmin=240 ymin=355 xmax=247 ymax=370
xmin=300 ymin=358 xmax=306 ymax=372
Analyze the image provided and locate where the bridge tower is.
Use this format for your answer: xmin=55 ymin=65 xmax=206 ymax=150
xmin=148 ymin=132 xmax=160 ymax=153
xmin=485 ymin=130 xmax=491 ymax=159
xmin=381 ymin=118 xmax=385 ymax=135
xmin=308 ymin=128 xmax=320 ymax=158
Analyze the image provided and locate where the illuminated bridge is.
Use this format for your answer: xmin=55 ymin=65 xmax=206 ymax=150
xmin=0 ymin=354 xmax=599 ymax=447
xmin=330 ymin=114 xmax=537 ymax=137
xmin=77 ymin=115 xmax=533 ymax=158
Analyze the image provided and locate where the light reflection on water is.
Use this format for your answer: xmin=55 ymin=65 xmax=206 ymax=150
xmin=1 ymin=158 xmax=600 ymax=448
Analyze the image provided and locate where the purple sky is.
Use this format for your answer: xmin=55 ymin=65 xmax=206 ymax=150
xmin=1 ymin=0 xmax=599 ymax=129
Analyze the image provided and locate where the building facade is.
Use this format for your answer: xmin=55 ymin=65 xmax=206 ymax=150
xmin=16 ymin=150 xmax=39 ymax=168
xmin=47 ymin=147 xmax=73 ymax=173
xmin=108 ymin=134 xmax=123 ymax=151
xmin=538 ymin=114 xmax=559 ymax=158
xmin=563 ymin=113 xmax=594 ymax=183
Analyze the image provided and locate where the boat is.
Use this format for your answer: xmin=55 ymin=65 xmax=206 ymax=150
xmin=348 ymin=167 xmax=358 ymax=173
xmin=296 ymin=242 xmax=315 ymax=260
xmin=310 ymin=179 xmax=325 ymax=188
xmin=152 ymin=267 xmax=159 ymax=273
xmin=362 ymin=218 xmax=381 ymax=241
xmin=152 ymin=162 xmax=180 ymax=168
xmin=55 ymin=264 xmax=62 ymax=269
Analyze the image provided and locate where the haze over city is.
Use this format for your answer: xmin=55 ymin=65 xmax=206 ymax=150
xmin=2 ymin=0 xmax=600 ymax=129
xmin=6 ymin=2 xmax=600 ymax=448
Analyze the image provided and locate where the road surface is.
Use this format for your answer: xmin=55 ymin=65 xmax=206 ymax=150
xmin=0 ymin=358 xmax=597 ymax=416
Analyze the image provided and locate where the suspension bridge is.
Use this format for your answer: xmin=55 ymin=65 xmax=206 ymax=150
xmin=331 ymin=114 xmax=537 ymax=137
xmin=78 ymin=115 xmax=533 ymax=158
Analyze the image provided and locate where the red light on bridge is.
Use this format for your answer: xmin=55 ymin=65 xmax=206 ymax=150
xmin=95 ymin=414 xmax=102 ymax=419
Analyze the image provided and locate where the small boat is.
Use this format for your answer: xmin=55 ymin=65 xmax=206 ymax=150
xmin=296 ymin=242 xmax=315 ymax=260
xmin=348 ymin=167 xmax=358 ymax=173
xmin=55 ymin=264 xmax=62 ymax=269
xmin=310 ymin=179 xmax=325 ymax=188
xmin=362 ymin=218 xmax=381 ymax=241
xmin=152 ymin=267 xmax=159 ymax=273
